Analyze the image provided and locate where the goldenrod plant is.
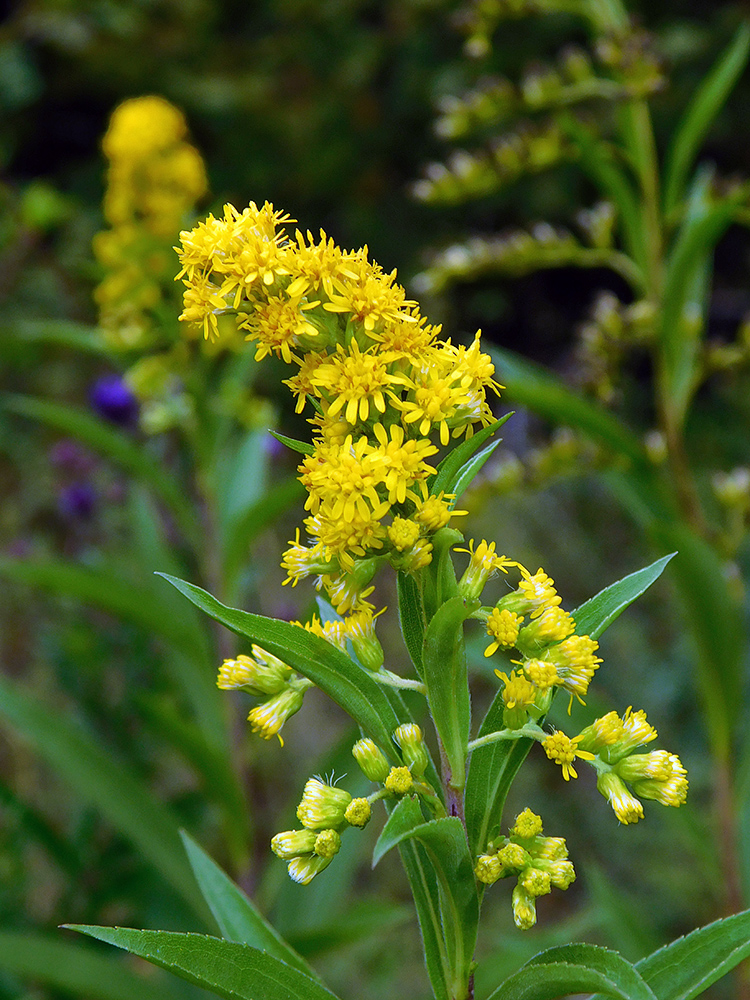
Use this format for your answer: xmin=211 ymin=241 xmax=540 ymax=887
xmin=64 ymin=202 xmax=750 ymax=1000
xmin=413 ymin=0 xmax=750 ymax=927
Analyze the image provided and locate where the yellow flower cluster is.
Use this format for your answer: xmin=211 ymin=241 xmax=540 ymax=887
xmin=94 ymin=96 xmax=207 ymax=352
xmin=177 ymin=201 xmax=501 ymax=625
xmin=471 ymin=550 xmax=687 ymax=824
xmin=474 ymin=808 xmax=575 ymax=930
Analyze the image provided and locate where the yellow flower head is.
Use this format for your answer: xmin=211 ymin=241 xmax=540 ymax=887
xmin=496 ymin=670 xmax=537 ymax=710
xmin=385 ymin=766 xmax=414 ymax=795
xmin=542 ymin=730 xmax=595 ymax=781
xmin=523 ymin=658 xmax=558 ymax=690
xmin=510 ymin=807 xmax=543 ymax=840
xmin=475 ymin=854 xmax=502 ymax=884
xmin=458 ymin=539 xmax=516 ymax=601
xmin=297 ymin=778 xmax=352 ymax=830
xmin=484 ymin=608 xmax=524 ymax=657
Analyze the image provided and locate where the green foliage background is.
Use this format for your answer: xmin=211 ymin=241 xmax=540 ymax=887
xmin=2 ymin=1 xmax=750 ymax=998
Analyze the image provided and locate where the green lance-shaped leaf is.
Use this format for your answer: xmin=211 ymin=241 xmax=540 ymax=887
xmin=0 ymin=932 xmax=181 ymax=1000
xmin=0 ymin=675 xmax=208 ymax=920
xmin=374 ymin=797 xmax=479 ymax=1000
xmin=268 ymin=429 xmax=314 ymax=455
xmin=490 ymin=348 xmax=647 ymax=465
xmin=465 ymin=689 xmax=534 ymax=857
xmin=179 ymin=831 xmax=317 ymax=981
xmin=487 ymin=942 xmax=655 ymax=1000
xmin=397 ymin=834 xmax=450 ymax=1000
xmin=571 ymin=553 xmax=676 ymax=639
xmin=663 ymin=23 xmax=750 ymax=218
xmin=2 ymin=395 xmax=200 ymax=544
xmin=636 ymin=893 xmax=750 ymax=998
xmin=159 ymin=574 xmax=405 ymax=753
xmin=397 ymin=570 xmax=426 ymax=677
xmin=422 ymin=594 xmax=478 ymax=790
xmin=430 ymin=414 xmax=513 ymax=499
xmin=65 ymin=927 xmax=341 ymax=1000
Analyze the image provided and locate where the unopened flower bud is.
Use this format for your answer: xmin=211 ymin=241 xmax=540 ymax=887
xmin=475 ymin=854 xmax=502 ymax=884
xmin=352 ymin=738 xmax=390 ymax=782
xmin=597 ymin=771 xmax=644 ymax=824
xmin=218 ymin=646 xmax=291 ymax=695
xmin=510 ymin=808 xmax=543 ymax=840
xmin=314 ymin=829 xmax=341 ymax=858
xmin=519 ymin=867 xmax=551 ymax=898
xmin=344 ymin=797 xmax=371 ymax=828
xmin=385 ymin=766 xmax=413 ymax=795
xmin=512 ymin=883 xmax=537 ymax=930
xmin=271 ymin=829 xmax=317 ymax=859
xmin=296 ymin=778 xmax=352 ymax=830
xmin=497 ymin=842 xmax=530 ymax=873
xmin=287 ymin=855 xmax=332 ymax=884
xmin=393 ymin=724 xmax=428 ymax=777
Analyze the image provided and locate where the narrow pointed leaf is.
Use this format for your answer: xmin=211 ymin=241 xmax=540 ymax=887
xmin=397 ymin=570 xmax=425 ymax=676
xmin=636 ymin=908 xmax=750 ymax=1000
xmin=179 ymin=831 xmax=316 ymax=980
xmin=268 ymin=429 xmax=314 ymax=455
xmin=2 ymin=395 xmax=200 ymax=543
xmin=159 ymin=574 xmax=404 ymax=752
xmin=422 ymin=595 xmax=477 ymax=789
xmin=664 ymin=23 xmax=750 ymax=216
xmin=373 ymin=798 xmax=479 ymax=998
xmin=65 ymin=927 xmax=340 ymax=1000
xmin=0 ymin=933 xmax=180 ymax=1000
xmin=451 ymin=438 xmax=503 ymax=500
xmin=0 ymin=675 xmax=208 ymax=919
xmin=430 ymin=415 xmax=511 ymax=498
xmin=571 ymin=553 xmax=676 ymax=639
xmin=397 ymin=837 xmax=450 ymax=1000
xmin=524 ymin=944 xmax=655 ymax=1000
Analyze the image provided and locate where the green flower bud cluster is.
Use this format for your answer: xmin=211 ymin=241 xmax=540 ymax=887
xmin=475 ymin=808 xmax=576 ymax=930
xmin=271 ymin=777 xmax=372 ymax=885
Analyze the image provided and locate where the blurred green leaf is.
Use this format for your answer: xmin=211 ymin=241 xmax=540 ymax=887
xmin=663 ymin=23 xmax=750 ymax=217
xmin=2 ymin=395 xmax=200 ymax=544
xmin=0 ymin=777 xmax=80 ymax=875
xmin=216 ymin=429 xmax=269 ymax=540
xmin=489 ymin=349 xmax=646 ymax=463
xmin=159 ymin=574 xmax=406 ymax=752
xmin=66 ymin=927 xmax=340 ymax=1000
xmin=222 ymin=477 xmax=305 ymax=598
xmin=635 ymin=909 xmax=750 ymax=1000
xmin=180 ymin=831 xmax=317 ymax=980
xmin=0 ymin=557 xmax=210 ymax=670
xmin=0 ymin=933 xmax=180 ymax=1000
xmin=422 ymin=595 xmax=477 ymax=790
xmin=571 ymin=553 xmax=676 ymax=639
xmin=658 ymin=167 xmax=743 ymax=427
xmin=373 ymin=797 xmax=478 ymax=999
xmin=0 ymin=674 xmax=209 ymax=920
xmin=1 ymin=320 xmax=107 ymax=354
xmin=559 ymin=114 xmax=645 ymax=278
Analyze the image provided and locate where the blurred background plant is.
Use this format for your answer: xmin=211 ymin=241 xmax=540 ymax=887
xmin=2 ymin=0 xmax=750 ymax=998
